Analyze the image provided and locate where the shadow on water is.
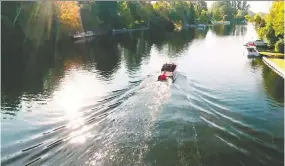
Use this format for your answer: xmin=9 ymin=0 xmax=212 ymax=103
xmin=232 ymin=25 xmax=248 ymax=36
xmin=193 ymin=27 xmax=209 ymax=39
xmin=149 ymin=28 xmax=206 ymax=57
xmin=247 ymin=58 xmax=284 ymax=105
xmin=1 ymin=29 xmax=197 ymax=117
xmin=262 ymin=64 xmax=284 ymax=105
xmin=210 ymin=24 xmax=239 ymax=36
xmin=1 ymin=41 xmax=64 ymax=114
xmin=89 ymin=38 xmax=121 ymax=81
xmin=167 ymin=29 xmax=195 ymax=56
xmin=115 ymin=31 xmax=151 ymax=75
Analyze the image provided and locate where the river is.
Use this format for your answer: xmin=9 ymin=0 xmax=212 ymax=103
xmin=1 ymin=24 xmax=284 ymax=166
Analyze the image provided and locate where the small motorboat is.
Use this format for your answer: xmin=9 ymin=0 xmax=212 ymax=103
xmin=245 ymin=46 xmax=260 ymax=57
xmin=197 ymin=24 xmax=207 ymax=29
xmin=243 ymin=42 xmax=256 ymax=47
xmin=244 ymin=39 xmax=267 ymax=47
xmin=71 ymin=31 xmax=95 ymax=41
xmin=157 ymin=63 xmax=177 ymax=82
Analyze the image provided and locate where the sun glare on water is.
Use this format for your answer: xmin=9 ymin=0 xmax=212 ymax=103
xmin=53 ymin=69 xmax=106 ymax=144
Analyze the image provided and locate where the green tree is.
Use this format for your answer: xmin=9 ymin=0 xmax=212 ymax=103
xmin=275 ymin=39 xmax=284 ymax=53
xmin=212 ymin=7 xmax=222 ymax=20
xmin=117 ymin=2 xmax=134 ymax=28
xmin=210 ymin=1 xmax=234 ymax=21
xmin=253 ymin=14 xmax=266 ymax=28
xmin=80 ymin=2 xmax=102 ymax=31
xmin=199 ymin=10 xmax=209 ymax=23
xmin=246 ymin=1 xmax=284 ymax=52
xmin=268 ymin=1 xmax=284 ymax=37
xmin=229 ymin=1 xmax=250 ymax=21
xmin=193 ymin=1 xmax=207 ymax=16
xmin=97 ymin=1 xmax=119 ymax=29
xmin=235 ymin=10 xmax=247 ymax=21
xmin=188 ymin=2 xmax=196 ymax=24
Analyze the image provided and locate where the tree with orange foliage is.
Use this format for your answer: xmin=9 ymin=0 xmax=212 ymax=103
xmin=55 ymin=1 xmax=83 ymax=33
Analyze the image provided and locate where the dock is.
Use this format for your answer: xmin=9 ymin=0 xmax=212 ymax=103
xmin=262 ymin=57 xmax=285 ymax=78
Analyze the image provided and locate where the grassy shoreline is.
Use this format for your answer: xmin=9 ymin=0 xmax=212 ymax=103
xmin=268 ymin=59 xmax=285 ymax=71
xmin=263 ymin=57 xmax=285 ymax=78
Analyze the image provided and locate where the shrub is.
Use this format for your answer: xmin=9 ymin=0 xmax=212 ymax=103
xmin=274 ymin=39 xmax=284 ymax=53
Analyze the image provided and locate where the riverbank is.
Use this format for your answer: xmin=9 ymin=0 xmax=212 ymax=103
xmin=113 ymin=27 xmax=149 ymax=34
xmin=262 ymin=57 xmax=285 ymax=78
xmin=259 ymin=52 xmax=284 ymax=58
xmin=71 ymin=27 xmax=150 ymax=42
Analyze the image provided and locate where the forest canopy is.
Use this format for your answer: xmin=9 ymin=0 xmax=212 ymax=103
xmin=2 ymin=1 xmax=250 ymax=48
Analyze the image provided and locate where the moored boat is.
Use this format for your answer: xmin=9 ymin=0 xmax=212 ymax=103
xmin=244 ymin=39 xmax=267 ymax=47
xmin=245 ymin=46 xmax=260 ymax=57
xmin=71 ymin=31 xmax=95 ymax=41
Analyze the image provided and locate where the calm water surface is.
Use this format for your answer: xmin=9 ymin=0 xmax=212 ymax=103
xmin=1 ymin=24 xmax=284 ymax=166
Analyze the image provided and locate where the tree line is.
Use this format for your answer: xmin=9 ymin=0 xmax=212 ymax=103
xmin=245 ymin=1 xmax=284 ymax=53
xmin=209 ymin=1 xmax=250 ymax=22
xmin=2 ymin=1 xmax=250 ymax=49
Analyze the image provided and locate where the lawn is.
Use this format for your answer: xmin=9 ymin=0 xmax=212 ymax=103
xmin=268 ymin=58 xmax=285 ymax=71
xmin=259 ymin=52 xmax=284 ymax=58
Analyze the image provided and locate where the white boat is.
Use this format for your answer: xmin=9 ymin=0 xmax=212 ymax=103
xmin=223 ymin=21 xmax=230 ymax=25
xmin=73 ymin=37 xmax=95 ymax=44
xmin=73 ymin=32 xmax=85 ymax=38
xmin=158 ymin=63 xmax=178 ymax=82
xmin=245 ymin=39 xmax=267 ymax=47
xmin=197 ymin=24 xmax=207 ymax=30
xmin=212 ymin=21 xmax=230 ymax=25
xmin=245 ymin=46 xmax=260 ymax=57
xmin=84 ymin=31 xmax=95 ymax=37
xmin=197 ymin=24 xmax=207 ymax=28
xmin=241 ymin=20 xmax=248 ymax=24
xmin=71 ymin=31 xmax=95 ymax=41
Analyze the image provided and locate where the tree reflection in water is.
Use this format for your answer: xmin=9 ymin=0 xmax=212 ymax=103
xmin=262 ymin=64 xmax=284 ymax=105
xmin=2 ymin=24 xmax=283 ymax=118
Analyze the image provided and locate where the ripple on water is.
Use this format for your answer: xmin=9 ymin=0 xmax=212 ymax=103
xmin=1 ymin=25 xmax=284 ymax=166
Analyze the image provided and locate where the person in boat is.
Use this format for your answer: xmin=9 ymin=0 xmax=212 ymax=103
xmin=158 ymin=71 xmax=167 ymax=81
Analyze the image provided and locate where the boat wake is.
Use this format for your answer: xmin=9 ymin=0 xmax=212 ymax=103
xmin=1 ymin=72 xmax=283 ymax=166
xmin=170 ymin=73 xmax=284 ymax=166
xmin=1 ymin=74 xmax=173 ymax=166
